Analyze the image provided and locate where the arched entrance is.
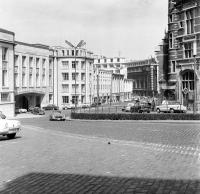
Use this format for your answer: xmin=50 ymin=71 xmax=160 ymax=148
xmin=181 ymin=70 xmax=194 ymax=110
xmin=15 ymin=93 xmax=45 ymax=110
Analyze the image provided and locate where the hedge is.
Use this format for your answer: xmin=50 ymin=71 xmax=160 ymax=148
xmin=71 ymin=112 xmax=200 ymax=120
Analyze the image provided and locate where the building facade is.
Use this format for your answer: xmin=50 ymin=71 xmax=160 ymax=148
xmin=0 ymin=29 xmax=15 ymax=117
xmin=53 ymin=46 xmax=94 ymax=108
xmin=168 ymin=0 xmax=200 ymax=111
xmin=93 ymin=56 xmax=133 ymax=103
xmin=126 ymin=58 xmax=159 ymax=97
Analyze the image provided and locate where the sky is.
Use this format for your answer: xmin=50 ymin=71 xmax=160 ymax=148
xmin=0 ymin=0 xmax=168 ymax=60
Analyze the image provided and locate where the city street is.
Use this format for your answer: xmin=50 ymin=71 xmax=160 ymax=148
xmin=0 ymin=114 xmax=200 ymax=193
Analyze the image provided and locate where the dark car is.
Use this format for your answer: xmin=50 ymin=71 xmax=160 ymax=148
xmin=31 ymin=107 xmax=45 ymax=115
xmin=43 ymin=104 xmax=59 ymax=111
xmin=130 ymin=102 xmax=151 ymax=113
xmin=91 ymin=102 xmax=101 ymax=107
xmin=49 ymin=110 xmax=66 ymax=121
xmin=0 ymin=111 xmax=6 ymax=119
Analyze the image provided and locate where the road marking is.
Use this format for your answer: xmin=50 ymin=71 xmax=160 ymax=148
xmin=23 ymin=125 xmax=200 ymax=157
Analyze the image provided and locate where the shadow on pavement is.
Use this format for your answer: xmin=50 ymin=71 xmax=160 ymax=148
xmin=0 ymin=172 xmax=199 ymax=194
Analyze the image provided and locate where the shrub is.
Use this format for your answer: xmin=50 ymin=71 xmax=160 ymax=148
xmin=71 ymin=112 xmax=200 ymax=120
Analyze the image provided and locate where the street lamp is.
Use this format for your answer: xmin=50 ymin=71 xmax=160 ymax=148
xmin=65 ymin=40 xmax=86 ymax=110
xmin=193 ymin=40 xmax=197 ymax=114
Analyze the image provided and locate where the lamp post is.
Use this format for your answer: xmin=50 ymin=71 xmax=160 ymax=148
xmin=65 ymin=40 xmax=86 ymax=111
xmin=193 ymin=40 xmax=197 ymax=114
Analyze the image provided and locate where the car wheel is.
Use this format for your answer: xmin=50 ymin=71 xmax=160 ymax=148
xmin=156 ymin=108 xmax=160 ymax=113
xmin=170 ymin=108 xmax=174 ymax=113
xmin=7 ymin=133 xmax=16 ymax=139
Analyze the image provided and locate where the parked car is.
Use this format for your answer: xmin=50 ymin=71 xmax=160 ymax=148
xmin=130 ymin=102 xmax=151 ymax=113
xmin=15 ymin=107 xmax=27 ymax=114
xmin=43 ymin=104 xmax=59 ymax=111
xmin=31 ymin=107 xmax=45 ymax=115
xmin=122 ymin=103 xmax=135 ymax=112
xmin=156 ymin=101 xmax=187 ymax=113
xmin=0 ymin=119 xmax=21 ymax=139
xmin=49 ymin=110 xmax=66 ymax=121
xmin=81 ymin=103 xmax=90 ymax=109
xmin=62 ymin=104 xmax=75 ymax=110
xmin=91 ymin=102 xmax=101 ymax=107
xmin=0 ymin=111 xmax=6 ymax=119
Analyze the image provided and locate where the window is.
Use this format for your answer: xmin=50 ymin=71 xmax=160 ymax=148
xmin=184 ymin=42 xmax=193 ymax=58
xmin=98 ymin=59 xmax=100 ymax=63
xmin=62 ymin=73 xmax=69 ymax=81
xmin=49 ymin=75 xmax=53 ymax=86
xmin=49 ymin=94 xmax=53 ymax=103
xmin=22 ymin=56 xmax=26 ymax=67
xmin=62 ymin=96 xmax=69 ymax=103
xmin=36 ymin=74 xmax=39 ymax=87
xmin=117 ymin=58 xmax=120 ymax=62
xmin=67 ymin=50 xmax=69 ymax=56
xmin=2 ymin=70 xmax=7 ymax=87
xmin=172 ymin=61 xmax=176 ymax=72
xmin=22 ymin=74 xmax=26 ymax=87
xmin=185 ymin=9 xmax=194 ymax=34
xmin=72 ymin=50 xmax=74 ymax=56
xmin=29 ymin=74 xmax=33 ymax=86
xmin=72 ymin=61 xmax=78 ymax=69
xmin=81 ymin=61 xmax=85 ymax=69
xmin=42 ymin=75 xmax=45 ymax=86
xmin=42 ymin=59 xmax=46 ymax=69
xmin=182 ymin=71 xmax=194 ymax=91
xmin=62 ymin=61 xmax=69 ymax=69
xmin=72 ymin=73 xmax=78 ymax=80
xmin=2 ymin=47 xmax=8 ymax=61
xmin=62 ymin=50 xmax=65 ymax=56
xmin=62 ymin=84 xmax=69 ymax=93
xmin=14 ymin=73 xmax=19 ymax=87
xmin=1 ymin=93 xmax=10 ymax=102
xmin=169 ymin=33 xmax=173 ymax=49
xmin=110 ymin=58 xmax=113 ymax=62
xmin=29 ymin=57 xmax=33 ymax=68
xmin=71 ymin=95 xmax=78 ymax=104
xmin=81 ymin=73 xmax=85 ymax=81
xmin=169 ymin=14 xmax=173 ymax=23
xmin=36 ymin=58 xmax=40 ymax=68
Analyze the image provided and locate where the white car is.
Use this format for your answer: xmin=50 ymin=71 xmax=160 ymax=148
xmin=156 ymin=101 xmax=187 ymax=113
xmin=0 ymin=119 xmax=21 ymax=139
xmin=15 ymin=107 xmax=27 ymax=114
xmin=122 ymin=103 xmax=135 ymax=112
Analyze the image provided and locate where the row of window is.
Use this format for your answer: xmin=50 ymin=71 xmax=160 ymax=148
xmin=97 ymin=58 xmax=121 ymax=63
xmin=61 ymin=84 xmax=85 ymax=93
xmin=62 ymin=96 xmax=85 ymax=104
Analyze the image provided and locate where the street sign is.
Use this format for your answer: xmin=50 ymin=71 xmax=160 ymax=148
xmin=183 ymin=88 xmax=189 ymax=95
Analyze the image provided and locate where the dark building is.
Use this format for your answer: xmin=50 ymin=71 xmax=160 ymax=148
xmin=126 ymin=58 xmax=159 ymax=97
xmin=167 ymin=0 xmax=200 ymax=111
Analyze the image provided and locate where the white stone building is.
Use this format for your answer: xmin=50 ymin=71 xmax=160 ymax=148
xmin=52 ymin=46 xmax=94 ymax=108
xmin=0 ymin=28 xmax=15 ymax=117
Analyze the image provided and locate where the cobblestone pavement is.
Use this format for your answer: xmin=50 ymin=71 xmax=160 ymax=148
xmin=0 ymin=116 xmax=200 ymax=193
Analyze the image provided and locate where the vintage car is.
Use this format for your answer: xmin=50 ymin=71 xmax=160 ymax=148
xmin=130 ymin=102 xmax=151 ymax=113
xmin=31 ymin=107 xmax=45 ymax=115
xmin=43 ymin=104 xmax=59 ymax=111
xmin=49 ymin=110 xmax=66 ymax=121
xmin=122 ymin=103 xmax=135 ymax=112
xmin=156 ymin=101 xmax=187 ymax=113
xmin=0 ymin=119 xmax=21 ymax=139
xmin=15 ymin=107 xmax=27 ymax=114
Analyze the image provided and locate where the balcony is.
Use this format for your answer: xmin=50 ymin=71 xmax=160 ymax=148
xmin=2 ymin=61 xmax=8 ymax=70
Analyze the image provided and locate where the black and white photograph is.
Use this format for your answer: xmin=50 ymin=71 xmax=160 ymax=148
xmin=0 ymin=0 xmax=200 ymax=193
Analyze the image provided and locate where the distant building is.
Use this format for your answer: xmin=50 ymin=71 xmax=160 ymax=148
xmin=93 ymin=56 xmax=133 ymax=103
xmin=126 ymin=58 xmax=159 ymax=97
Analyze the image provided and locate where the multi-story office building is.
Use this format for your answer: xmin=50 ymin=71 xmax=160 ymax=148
xmin=52 ymin=46 xmax=94 ymax=108
xmin=0 ymin=28 xmax=15 ymax=117
xmin=0 ymin=27 xmax=94 ymax=117
xmin=14 ymin=42 xmax=53 ymax=110
xmin=126 ymin=58 xmax=159 ymax=97
xmin=167 ymin=0 xmax=200 ymax=111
